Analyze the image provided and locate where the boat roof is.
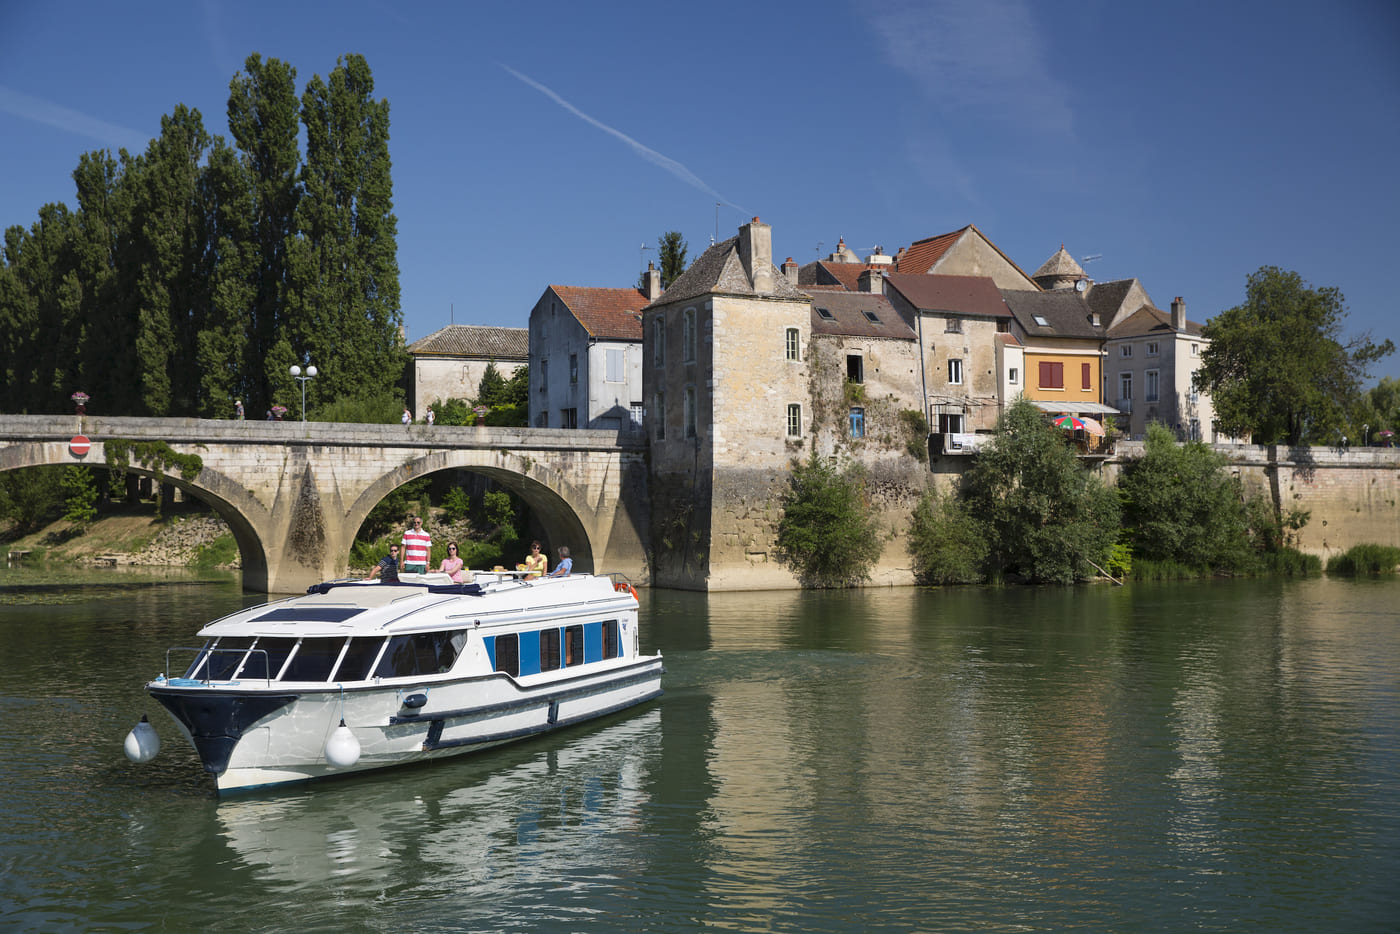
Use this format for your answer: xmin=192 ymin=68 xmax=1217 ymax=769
xmin=198 ymin=573 xmax=634 ymax=639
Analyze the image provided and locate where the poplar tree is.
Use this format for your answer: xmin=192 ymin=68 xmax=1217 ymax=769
xmin=227 ymin=54 xmax=300 ymax=413
xmin=132 ymin=105 xmax=213 ymax=415
xmin=287 ymin=53 xmax=405 ymax=410
xmin=72 ymin=149 xmax=142 ymax=414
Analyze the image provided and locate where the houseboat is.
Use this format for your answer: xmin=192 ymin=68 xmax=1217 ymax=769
xmin=124 ymin=571 xmax=663 ymax=794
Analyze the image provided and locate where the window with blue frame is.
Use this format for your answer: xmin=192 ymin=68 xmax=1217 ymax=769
xmin=850 ymin=406 xmax=865 ymax=438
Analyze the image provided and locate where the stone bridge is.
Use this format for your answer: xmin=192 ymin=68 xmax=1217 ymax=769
xmin=0 ymin=415 xmax=650 ymax=593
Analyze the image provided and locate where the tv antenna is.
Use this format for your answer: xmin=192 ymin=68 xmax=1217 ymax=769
xmin=1081 ymin=253 xmax=1103 ymax=265
xmin=639 ymin=242 xmax=653 ymax=271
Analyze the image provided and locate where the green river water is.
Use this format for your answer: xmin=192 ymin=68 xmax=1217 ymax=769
xmin=0 ymin=572 xmax=1396 ymax=932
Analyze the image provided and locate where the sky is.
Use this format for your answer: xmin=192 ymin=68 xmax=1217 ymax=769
xmin=3 ymin=0 xmax=1399 ymax=379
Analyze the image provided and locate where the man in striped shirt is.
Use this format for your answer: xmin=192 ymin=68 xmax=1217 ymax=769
xmin=401 ymin=515 xmax=432 ymax=574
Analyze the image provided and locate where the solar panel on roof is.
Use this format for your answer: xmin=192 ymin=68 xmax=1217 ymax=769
xmin=252 ymin=607 xmax=366 ymax=623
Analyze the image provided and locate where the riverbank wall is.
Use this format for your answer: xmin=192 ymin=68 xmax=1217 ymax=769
xmin=698 ymin=443 xmax=1400 ymax=590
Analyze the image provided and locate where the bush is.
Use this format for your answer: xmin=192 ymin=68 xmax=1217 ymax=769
xmin=61 ymin=466 xmax=99 ymax=528
xmin=430 ymin=398 xmax=473 ymax=426
xmin=775 ymin=452 xmax=884 ymax=588
xmin=193 ymin=533 xmax=239 ymax=571
xmin=314 ymin=389 xmax=405 ymax=425
xmin=1118 ymin=423 xmax=1252 ymax=572
xmin=963 ymin=399 xmax=1121 ymax=583
xmin=1327 ymin=544 xmax=1400 ymax=576
xmin=441 ymin=487 xmax=470 ymax=522
xmin=1258 ymin=548 xmax=1321 ymax=577
xmin=907 ymin=488 xmax=987 ymax=584
xmin=0 ymin=466 xmax=67 ymax=534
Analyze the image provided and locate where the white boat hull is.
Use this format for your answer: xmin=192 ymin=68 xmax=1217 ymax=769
xmin=154 ymin=658 xmax=663 ymax=792
xmin=140 ymin=573 xmax=662 ymax=793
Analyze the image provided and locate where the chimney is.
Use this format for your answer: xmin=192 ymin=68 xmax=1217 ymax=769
xmin=1171 ymin=296 xmax=1186 ymax=332
xmin=782 ymin=256 xmax=799 ymax=285
xmin=738 ymin=217 xmax=774 ymax=293
xmin=644 ymin=262 xmax=662 ymax=301
xmin=858 ymin=267 xmax=885 ymax=293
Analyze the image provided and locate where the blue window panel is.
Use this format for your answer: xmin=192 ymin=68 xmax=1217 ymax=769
xmin=519 ymin=630 xmax=542 ymax=676
xmin=483 ymin=636 xmax=496 ymax=669
xmin=584 ymin=622 xmax=603 ymax=663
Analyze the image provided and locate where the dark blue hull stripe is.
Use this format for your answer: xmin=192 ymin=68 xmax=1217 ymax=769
xmin=389 ymin=665 xmax=664 ymax=726
xmin=420 ymin=688 xmax=664 ymax=751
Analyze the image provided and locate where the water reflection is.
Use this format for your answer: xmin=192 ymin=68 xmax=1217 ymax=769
xmin=215 ymin=709 xmax=660 ymax=893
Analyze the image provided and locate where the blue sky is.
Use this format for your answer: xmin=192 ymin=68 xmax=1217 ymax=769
xmin=3 ymin=0 xmax=1399 ymax=380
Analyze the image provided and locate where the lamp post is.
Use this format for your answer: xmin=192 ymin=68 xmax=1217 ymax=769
xmin=290 ymin=364 xmax=317 ymax=422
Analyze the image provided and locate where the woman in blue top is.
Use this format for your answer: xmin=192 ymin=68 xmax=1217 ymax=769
xmin=547 ymin=545 xmax=572 ymax=577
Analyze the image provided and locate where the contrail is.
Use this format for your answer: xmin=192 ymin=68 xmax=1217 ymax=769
xmin=502 ymin=65 xmax=746 ymax=214
xmin=0 ymin=86 xmax=150 ymax=153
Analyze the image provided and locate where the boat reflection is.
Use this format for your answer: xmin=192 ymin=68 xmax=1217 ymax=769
xmin=215 ymin=709 xmax=660 ymax=889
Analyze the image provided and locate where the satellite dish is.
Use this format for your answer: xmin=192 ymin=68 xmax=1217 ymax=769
xmin=1075 ymin=278 xmax=1088 ymax=292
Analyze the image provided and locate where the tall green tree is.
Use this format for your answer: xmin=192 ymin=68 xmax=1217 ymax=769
xmin=1195 ymin=266 xmax=1393 ymax=446
xmin=287 ymin=53 xmax=405 ymax=410
xmin=963 ymin=399 xmax=1121 ymax=584
xmin=227 ymin=54 xmax=301 ymax=414
xmin=131 ymin=105 xmax=214 ymax=415
xmin=72 ymin=148 xmax=143 ymax=414
xmin=198 ymin=138 xmax=256 ymax=417
xmin=1117 ymin=422 xmax=1252 ymax=572
xmin=637 ymin=230 xmax=688 ymax=290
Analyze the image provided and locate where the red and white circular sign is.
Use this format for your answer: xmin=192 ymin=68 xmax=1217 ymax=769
xmin=70 ymin=435 xmax=91 ymax=457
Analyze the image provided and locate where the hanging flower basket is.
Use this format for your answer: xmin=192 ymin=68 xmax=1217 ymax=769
xmin=71 ymin=391 xmax=89 ymax=414
xmin=271 ymin=404 xmax=288 ymax=420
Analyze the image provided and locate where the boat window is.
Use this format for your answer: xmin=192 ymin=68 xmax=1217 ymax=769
xmin=239 ymin=638 xmax=296 ymax=680
xmin=333 ymin=636 xmax=386 ymax=682
xmin=564 ymin=625 xmax=584 ymax=667
xmin=492 ymin=633 xmax=519 ymax=678
xmin=183 ymin=639 xmax=215 ymax=679
xmin=200 ymin=637 xmax=255 ymax=680
xmin=602 ymin=620 xmax=619 ymax=659
xmin=373 ymin=630 xmax=469 ymax=678
xmin=540 ymin=629 xmax=561 ymax=672
xmin=281 ymin=637 xmax=346 ymax=682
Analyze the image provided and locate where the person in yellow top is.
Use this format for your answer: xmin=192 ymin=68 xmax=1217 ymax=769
xmin=523 ymin=540 xmax=547 ymax=578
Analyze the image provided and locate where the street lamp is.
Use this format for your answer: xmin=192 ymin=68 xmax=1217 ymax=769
xmin=290 ymin=364 xmax=317 ymax=422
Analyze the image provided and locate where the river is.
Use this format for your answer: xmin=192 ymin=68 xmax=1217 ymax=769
xmin=0 ymin=573 xmax=1396 ymax=932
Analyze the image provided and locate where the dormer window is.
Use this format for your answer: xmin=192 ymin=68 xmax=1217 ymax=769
xmin=862 ymin=310 xmax=881 ymax=324
xmin=816 ymin=306 xmax=834 ymax=320
xmin=1032 ymin=314 xmax=1049 ymax=327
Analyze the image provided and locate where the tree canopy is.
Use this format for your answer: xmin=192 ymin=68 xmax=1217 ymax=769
xmin=0 ymin=52 xmax=405 ymax=419
xmin=962 ymin=399 xmax=1121 ymax=583
xmin=1117 ymin=423 xmax=1252 ymax=572
xmin=638 ymin=231 xmax=688 ymax=290
xmin=1194 ymin=266 xmax=1393 ymax=445
xmin=775 ymin=452 xmax=884 ymax=588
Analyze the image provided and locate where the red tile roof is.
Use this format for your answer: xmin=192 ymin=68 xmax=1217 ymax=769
xmin=551 ymin=286 xmax=647 ymax=340
xmin=896 ymin=227 xmax=967 ymax=274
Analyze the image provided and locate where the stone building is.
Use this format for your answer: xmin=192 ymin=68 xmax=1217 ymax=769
xmin=528 ymin=279 xmax=657 ymax=431
xmin=1105 ymin=297 xmax=1216 ymax=440
xmin=407 ymin=325 xmax=528 ymax=416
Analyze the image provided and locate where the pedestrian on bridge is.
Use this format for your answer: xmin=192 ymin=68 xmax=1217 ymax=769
xmin=234 ymin=399 xmax=244 ymax=420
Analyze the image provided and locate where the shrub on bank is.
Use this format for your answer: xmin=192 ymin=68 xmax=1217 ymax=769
xmin=1327 ymin=544 xmax=1400 ymax=576
xmin=775 ymin=452 xmax=884 ymax=588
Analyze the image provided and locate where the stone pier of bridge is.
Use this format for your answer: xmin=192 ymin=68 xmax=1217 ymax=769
xmin=0 ymin=415 xmax=650 ymax=593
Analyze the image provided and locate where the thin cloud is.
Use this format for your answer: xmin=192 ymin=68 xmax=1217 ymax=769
xmin=866 ymin=0 xmax=1074 ymax=136
xmin=501 ymin=65 xmax=746 ymax=214
xmin=0 ymin=86 xmax=150 ymax=153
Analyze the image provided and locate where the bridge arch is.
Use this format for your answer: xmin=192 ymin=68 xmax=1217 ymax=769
xmin=0 ymin=416 xmax=649 ymax=593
